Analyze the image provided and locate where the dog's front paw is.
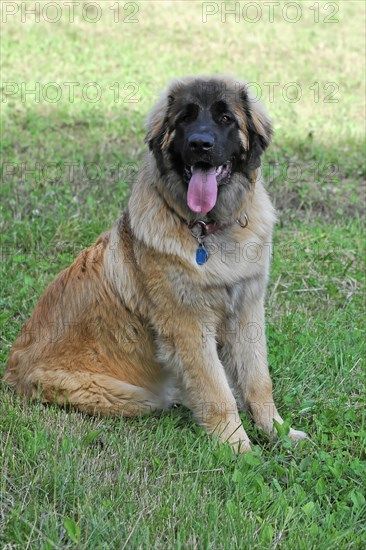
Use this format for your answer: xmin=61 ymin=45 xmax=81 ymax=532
xmin=288 ymin=428 xmax=308 ymax=442
xmin=230 ymin=439 xmax=252 ymax=454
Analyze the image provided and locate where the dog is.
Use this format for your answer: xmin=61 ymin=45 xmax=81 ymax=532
xmin=3 ymin=76 xmax=307 ymax=453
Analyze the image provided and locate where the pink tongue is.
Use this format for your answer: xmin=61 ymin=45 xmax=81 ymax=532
xmin=187 ymin=167 xmax=218 ymax=213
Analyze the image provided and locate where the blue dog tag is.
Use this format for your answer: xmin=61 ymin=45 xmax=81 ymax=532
xmin=196 ymin=245 xmax=208 ymax=265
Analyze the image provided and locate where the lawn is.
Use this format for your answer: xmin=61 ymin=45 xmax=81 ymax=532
xmin=1 ymin=1 xmax=365 ymax=548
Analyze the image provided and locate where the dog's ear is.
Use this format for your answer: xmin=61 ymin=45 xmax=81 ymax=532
xmin=145 ymin=93 xmax=174 ymax=152
xmin=240 ymin=85 xmax=272 ymax=172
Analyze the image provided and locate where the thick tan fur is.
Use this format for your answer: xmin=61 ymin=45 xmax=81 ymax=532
xmin=4 ymin=76 xmax=306 ymax=453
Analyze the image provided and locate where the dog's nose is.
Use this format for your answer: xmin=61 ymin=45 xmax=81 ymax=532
xmin=188 ymin=133 xmax=214 ymax=151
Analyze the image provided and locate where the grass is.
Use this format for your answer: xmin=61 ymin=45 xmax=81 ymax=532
xmin=1 ymin=1 xmax=365 ymax=548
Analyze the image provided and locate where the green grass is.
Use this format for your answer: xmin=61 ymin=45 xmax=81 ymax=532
xmin=1 ymin=1 xmax=365 ymax=548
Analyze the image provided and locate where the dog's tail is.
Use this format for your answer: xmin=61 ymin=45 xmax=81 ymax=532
xmin=3 ymin=366 xmax=163 ymax=417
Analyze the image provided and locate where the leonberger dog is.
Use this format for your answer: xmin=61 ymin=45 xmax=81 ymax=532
xmin=4 ymin=76 xmax=307 ymax=453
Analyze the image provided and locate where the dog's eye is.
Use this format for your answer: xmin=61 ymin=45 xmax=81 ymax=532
xmin=176 ymin=112 xmax=194 ymax=125
xmin=176 ymin=103 xmax=199 ymax=124
xmin=178 ymin=113 xmax=192 ymax=123
xmin=220 ymin=114 xmax=232 ymax=124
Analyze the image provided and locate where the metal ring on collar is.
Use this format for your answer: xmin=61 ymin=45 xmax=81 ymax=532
xmin=236 ymin=214 xmax=248 ymax=228
xmin=188 ymin=220 xmax=208 ymax=238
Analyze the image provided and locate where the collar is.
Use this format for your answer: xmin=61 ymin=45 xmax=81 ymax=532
xmin=188 ymin=214 xmax=248 ymax=241
xmin=158 ymin=192 xmax=249 ymax=241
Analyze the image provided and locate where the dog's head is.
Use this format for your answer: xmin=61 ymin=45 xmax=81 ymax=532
xmin=146 ymin=76 xmax=272 ymax=216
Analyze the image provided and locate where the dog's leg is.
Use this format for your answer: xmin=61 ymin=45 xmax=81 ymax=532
xmin=157 ymin=323 xmax=251 ymax=453
xmin=220 ymin=296 xmax=307 ymax=444
xmin=6 ymin=367 xmax=163 ymax=417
